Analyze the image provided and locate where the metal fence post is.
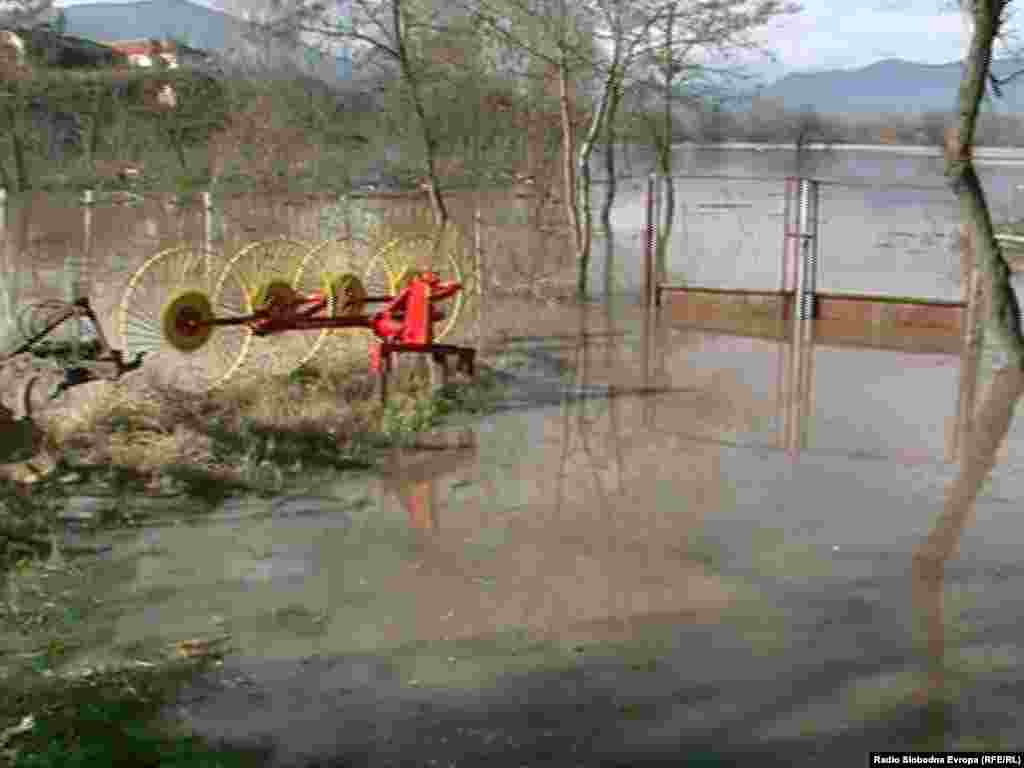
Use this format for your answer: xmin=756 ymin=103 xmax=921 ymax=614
xmin=781 ymin=177 xmax=793 ymax=294
xmin=806 ymin=179 xmax=820 ymax=318
xmin=795 ymin=178 xmax=819 ymax=320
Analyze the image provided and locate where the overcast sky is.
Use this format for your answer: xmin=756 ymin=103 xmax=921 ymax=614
xmin=51 ymin=0 xmax=1017 ymax=82
xmin=732 ymin=0 xmax=983 ymax=80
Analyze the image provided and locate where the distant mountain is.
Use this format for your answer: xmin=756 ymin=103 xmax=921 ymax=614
xmin=752 ymin=58 xmax=1024 ymax=114
xmin=60 ymin=0 xmax=352 ymax=85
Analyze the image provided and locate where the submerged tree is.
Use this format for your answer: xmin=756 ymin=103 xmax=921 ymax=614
xmin=946 ymin=0 xmax=1024 ymax=368
xmin=245 ymin=0 xmax=466 ymax=232
xmin=633 ymin=0 xmax=798 ymax=292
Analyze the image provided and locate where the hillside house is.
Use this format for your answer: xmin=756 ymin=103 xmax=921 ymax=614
xmin=106 ymin=38 xmax=209 ymax=69
xmin=105 ymin=39 xmax=211 ymax=109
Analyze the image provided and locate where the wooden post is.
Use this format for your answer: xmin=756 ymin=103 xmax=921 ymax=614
xmin=80 ymin=189 xmax=93 ymax=294
xmin=72 ymin=189 xmax=95 ymax=358
xmin=202 ymin=190 xmax=213 ymax=260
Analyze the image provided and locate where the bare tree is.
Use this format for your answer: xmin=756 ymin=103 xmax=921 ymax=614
xmin=946 ymin=0 xmax=1024 ymax=368
xmin=633 ymin=0 xmax=798 ymax=290
xmin=0 ymin=0 xmax=55 ymax=28
xmin=471 ymin=0 xmax=599 ymax=293
xmin=581 ymin=0 xmax=668 ymax=299
xmin=789 ymin=104 xmax=832 ymax=175
xmin=243 ymin=0 xmax=468 ymax=232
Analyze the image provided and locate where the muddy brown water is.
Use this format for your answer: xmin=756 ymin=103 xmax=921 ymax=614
xmin=3 ymin=178 xmax=1024 ymax=764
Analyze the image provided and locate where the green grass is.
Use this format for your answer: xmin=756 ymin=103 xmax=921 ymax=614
xmin=0 ymin=548 xmax=270 ymax=768
xmin=0 ymin=356 xmax=507 ymax=767
xmin=0 ymin=660 xmax=271 ymax=768
xmin=379 ymin=363 xmax=506 ymax=445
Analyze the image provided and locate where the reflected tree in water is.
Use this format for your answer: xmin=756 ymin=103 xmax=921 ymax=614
xmin=912 ymin=367 xmax=1024 ymax=745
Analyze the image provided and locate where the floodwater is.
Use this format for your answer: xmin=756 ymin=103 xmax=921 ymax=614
xmin=4 ymin=142 xmax=1024 ymax=345
xmin=5 ymin=294 xmax=1024 ymax=762
xmin=595 ymin=143 xmax=1024 ymax=301
xmin=3 ymin=147 xmax=1024 ymax=763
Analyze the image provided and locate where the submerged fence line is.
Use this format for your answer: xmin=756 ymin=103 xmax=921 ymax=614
xmin=644 ymin=172 xmax=971 ymax=326
xmin=592 ymin=171 xmax=949 ymax=192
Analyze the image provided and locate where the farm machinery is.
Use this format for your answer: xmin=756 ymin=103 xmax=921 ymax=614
xmin=4 ymin=234 xmax=476 ymax=408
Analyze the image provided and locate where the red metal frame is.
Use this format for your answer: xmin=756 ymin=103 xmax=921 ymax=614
xmin=176 ymin=271 xmax=470 ymax=376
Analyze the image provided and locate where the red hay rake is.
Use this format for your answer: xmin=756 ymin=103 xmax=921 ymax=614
xmin=117 ymin=236 xmax=475 ymax=398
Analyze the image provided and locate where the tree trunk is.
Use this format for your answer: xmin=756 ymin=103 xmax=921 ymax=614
xmin=11 ymin=131 xmax=28 ymax=192
xmin=601 ymin=82 xmax=622 ymax=297
xmin=945 ymin=0 xmax=1024 ymax=369
xmin=656 ymin=155 xmax=674 ymax=288
xmin=0 ymin=155 xmax=12 ymax=191
xmin=653 ymin=8 xmax=676 ymax=282
xmin=600 ymin=80 xmax=623 ymax=235
xmin=575 ymin=54 xmax=620 ymax=300
xmin=172 ymin=131 xmax=188 ymax=171
xmin=4 ymin=101 xmax=29 ymax=192
xmin=393 ymin=0 xmax=447 ymax=233
xmin=559 ymin=45 xmax=582 ymax=280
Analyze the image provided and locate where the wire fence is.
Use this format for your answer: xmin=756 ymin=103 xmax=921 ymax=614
xmin=633 ymin=172 xmax=965 ymax=303
xmin=0 ymin=183 xmax=582 ymax=358
xmin=0 ymin=167 xmax=978 ymax=358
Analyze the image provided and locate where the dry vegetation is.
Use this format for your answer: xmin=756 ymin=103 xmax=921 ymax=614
xmin=52 ymin=362 xmax=382 ymax=484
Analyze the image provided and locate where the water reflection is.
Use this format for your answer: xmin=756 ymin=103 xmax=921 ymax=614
xmin=7 ymin=283 xmax=1024 ymax=756
xmin=382 ymin=431 xmax=479 ymax=535
xmin=7 ymin=171 xmax=1024 ymax=754
xmin=360 ymin=300 xmax=746 ymax=646
xmin=650 ymin=298 xmax=981 ymax=464
xmin=911 ymin=368 xmax=1024 ymax=742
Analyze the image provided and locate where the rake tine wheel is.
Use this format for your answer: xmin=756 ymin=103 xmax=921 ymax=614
xmin=212 ymin=237 xmax=327 ymax=379
xmin=363 ymin=233 xmax=467 ymax=341
xmin=362 ymin=236 xmax=403 ymax=305
xmin=295 ymin=237 xmax=369 ymax=365
xmin=118 ymin=246 xmax=251 ymax=393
